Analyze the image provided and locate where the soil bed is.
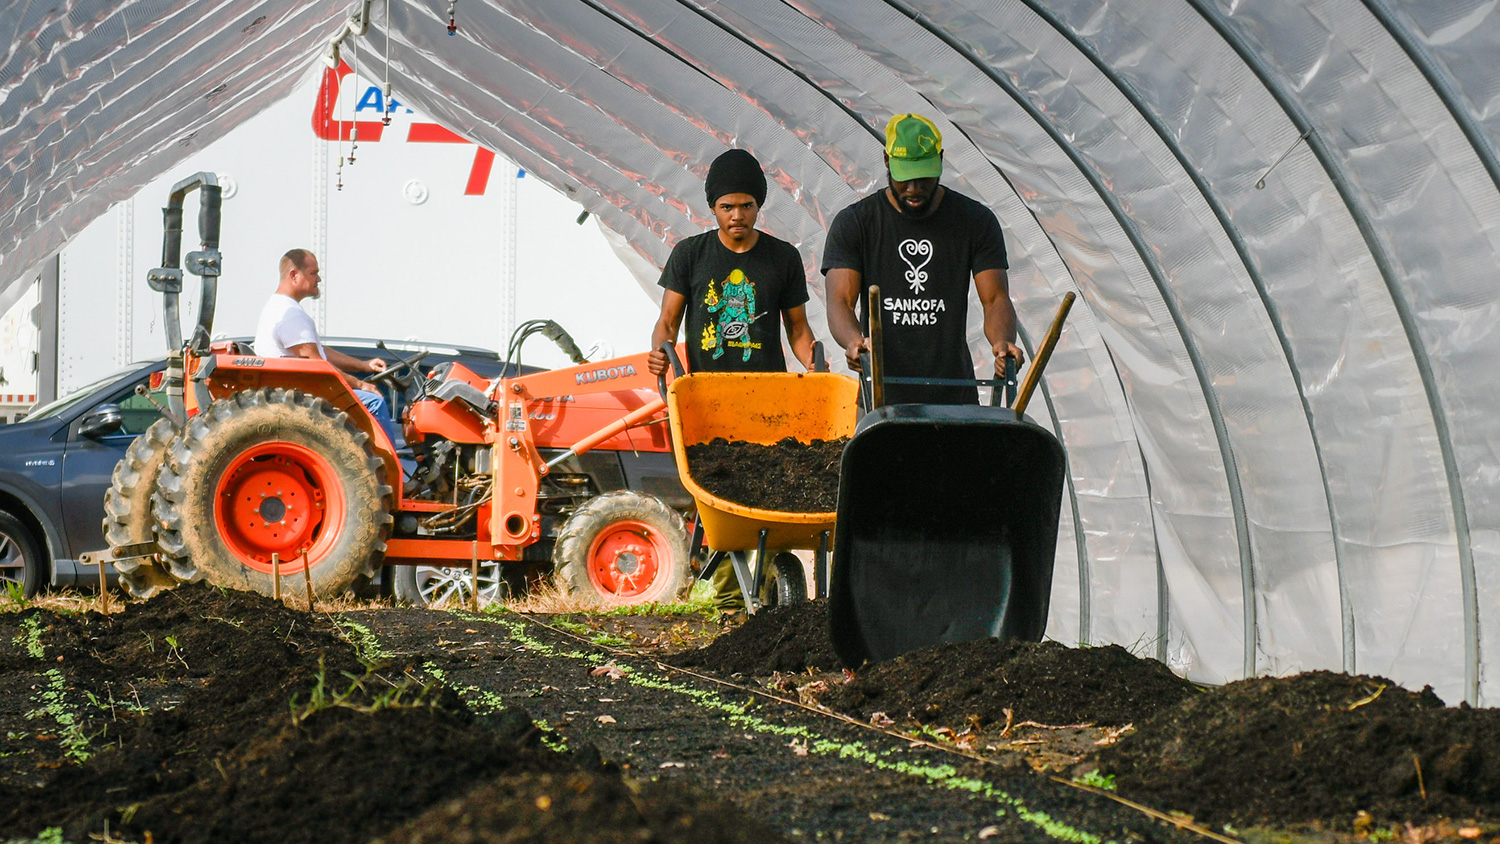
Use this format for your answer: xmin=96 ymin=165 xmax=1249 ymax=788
xmin=4 ymin=587 xmax=1499 ymax=843
xmin=817 ymin=637 xmax=1196 ymax=729
xmin=668 ymin=600 xmax=843 ymax=676
xmin=685 ymin=437 xmax=844 ymax=512
xmin=673 ymin=601 xmax=1500 ymax=839
xmin=1096 ymin=671 xmax=1500 ymax=831
xmin=0 ymin=586 xmax=786 ymax=844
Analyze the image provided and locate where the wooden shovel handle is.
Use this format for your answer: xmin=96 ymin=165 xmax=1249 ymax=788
xmin=1013 ymin=292 xmax=1076 ymax=418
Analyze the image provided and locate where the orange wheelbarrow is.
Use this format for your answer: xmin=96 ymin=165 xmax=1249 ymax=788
xmin=662 ymin=346 xmax=857 ymax=613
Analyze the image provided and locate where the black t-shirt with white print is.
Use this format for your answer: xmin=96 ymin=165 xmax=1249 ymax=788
xmin=659 ymin=230 xmax=809 ymax=373
xmin=821 ymin=188 xmax=1008 ymax=405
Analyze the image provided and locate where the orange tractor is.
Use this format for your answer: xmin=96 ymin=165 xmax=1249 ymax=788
xmin=106 ymin=172 xmax=692 ymax=605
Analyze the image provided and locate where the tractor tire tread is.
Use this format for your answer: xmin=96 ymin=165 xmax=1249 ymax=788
xmin=102 ymin=418 xmax=179 ymax=598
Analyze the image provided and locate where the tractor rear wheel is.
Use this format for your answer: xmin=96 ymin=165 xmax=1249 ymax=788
xmin=152 ymin=388 xmax=393 ymax=596
xmin=103 ymin=418 xmax=179 ymax=598
xmin=553 ymin=491 xmax=689 ymax=605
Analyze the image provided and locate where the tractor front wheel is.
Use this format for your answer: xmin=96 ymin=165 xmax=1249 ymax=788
xmin=553 ymin=491 xmax=689 ymax=605
xmin=152 ymin=388 xmax=392 ymax=596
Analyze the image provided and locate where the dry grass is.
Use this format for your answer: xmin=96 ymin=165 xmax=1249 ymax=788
xmin=501 ymin=579 xmax=602 ymax=614
xmin=3 ymin=578 xmax=710 ymax=618
xmin=0 ymin=587 xmax=396 ymax=616
xmin=0 ymin=588 xmax=100 ymax=614
xmin=296 ymin=593 xmax=394 ymax=613
xmin=498 ymin=579 xmax=716 ymax=616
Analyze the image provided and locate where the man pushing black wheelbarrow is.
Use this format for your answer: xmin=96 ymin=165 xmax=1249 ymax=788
xmin=820 ymin=113 xmax=1074 ymax=668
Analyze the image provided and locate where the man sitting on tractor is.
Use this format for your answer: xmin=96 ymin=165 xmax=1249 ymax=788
xmin=647 ymin=148 xmax=817 ymax=618
xmin=253 ymin=249 xmax=402 ymax=449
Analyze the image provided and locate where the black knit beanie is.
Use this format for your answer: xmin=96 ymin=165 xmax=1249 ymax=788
xmin=704 ymin=148 xmax=767 ymax=207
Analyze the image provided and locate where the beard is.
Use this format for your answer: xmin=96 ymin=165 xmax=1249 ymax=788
xmin=896 ymin=196 xmax=932 ymax=216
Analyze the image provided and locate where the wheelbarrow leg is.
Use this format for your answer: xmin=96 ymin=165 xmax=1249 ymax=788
xmin=696 ymin=550 xmax=725 ymax=586
xmin=729 ymin=551 xmax=759 ymax=615
xmin=749 ymin=529 xmax=770 ymax=612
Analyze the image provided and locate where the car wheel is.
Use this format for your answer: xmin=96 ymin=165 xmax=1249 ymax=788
xmin=553 ymin=491 xmax=689 ymax=605
xmin=392 ymin=563 xmax=509 ymax=608
xmin=103 ymin=418 xmax=179 ymax=598
xmin=0 ymin=510 xmax=45 ymax=598
xmin=153 ymin=388 xmax=393 ymax=597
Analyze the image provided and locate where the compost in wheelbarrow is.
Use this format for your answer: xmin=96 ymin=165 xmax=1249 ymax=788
xmin=829 ymin=403 xmax=1067 ymax=667
xmin=667 ymin=371 xmax=858 ymax=610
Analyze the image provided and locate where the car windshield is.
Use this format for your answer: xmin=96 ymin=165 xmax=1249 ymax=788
xmin=23 ymin=367 xmax=144 ymax=421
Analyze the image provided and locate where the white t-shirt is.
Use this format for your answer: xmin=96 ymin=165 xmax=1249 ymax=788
xmin=253 ymin=294 xmax=325 ymax=359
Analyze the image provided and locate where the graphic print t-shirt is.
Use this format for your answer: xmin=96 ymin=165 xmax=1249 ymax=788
xmin=821 ymin=189 xmax=1008 ymax=404
xmin=659 ymin=230 xmax=809 ymax=373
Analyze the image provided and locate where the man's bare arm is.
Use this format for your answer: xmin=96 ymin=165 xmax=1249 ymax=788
xmin=974 ymin=268 xmax=1024 ymax=368
xmin=824 ymin=267 xmax=868 ymax=370
xmin=781 ymin=305 xmax=816 ymax=370
xmin=323 ymin=345 xmax=386 ymax=375
xmin=648 ymin=290 xmax=688 ymax=375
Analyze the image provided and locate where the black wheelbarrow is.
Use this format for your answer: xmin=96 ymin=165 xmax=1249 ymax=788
xmin=828 ymin=291 xmax=1074 ymax=668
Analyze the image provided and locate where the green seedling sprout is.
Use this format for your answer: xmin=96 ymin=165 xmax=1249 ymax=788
xmin=1074 ymin=770 xmax=1116 ymax=791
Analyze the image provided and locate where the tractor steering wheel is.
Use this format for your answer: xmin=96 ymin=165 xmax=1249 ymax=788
xmin=366 ymin=347 xmax=431 ymax=388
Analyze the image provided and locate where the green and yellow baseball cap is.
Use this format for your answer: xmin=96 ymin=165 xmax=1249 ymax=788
xmin=884 ymin=114 xmax=943 ymax=181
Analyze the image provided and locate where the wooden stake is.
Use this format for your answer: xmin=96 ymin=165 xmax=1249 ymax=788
xmin=96 ymin=553 xmax=110 ymax=616
xmin=271 ymin=553 xmax=281 ymax=602
xmin=301 ymin=551 xmax=316 ymax=612
xmin=470 ymin=541 xmax=480 ymax=611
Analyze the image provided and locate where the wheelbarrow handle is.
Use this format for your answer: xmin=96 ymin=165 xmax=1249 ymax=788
xmin=990 ymin=354 xmax=1019 ymax=408
xmin=858 ymin=348 xmax=886 ymax=410
xmin=812 ymin=341 xmax=828 ymax=372
xmin=656 ymin=341 xmax=686 ymax=402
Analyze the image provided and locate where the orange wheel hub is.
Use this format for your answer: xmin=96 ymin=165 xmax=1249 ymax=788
xmin=586 ymin=519 xmax=670 ymax=601
xmin=214 ymin=443 xmax=345 ymax=572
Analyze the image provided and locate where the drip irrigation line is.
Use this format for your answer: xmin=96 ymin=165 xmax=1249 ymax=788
xmin=507 ymin=610 xmax=1243 ymax=844
xmin=1055 ymin=778 xmax=1242 ymax=844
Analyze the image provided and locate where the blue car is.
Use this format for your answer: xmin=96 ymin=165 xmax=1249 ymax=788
xmin=0 ymin=339 xmax=509 ymax=597
xmin=0 ymin=360 xmax=170 ymax=596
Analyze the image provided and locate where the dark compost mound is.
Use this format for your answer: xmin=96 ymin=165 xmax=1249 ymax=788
xmin=0 ymin=585 xmax=789 ymax=844
xmin=121 ymin=705 xmax=572 ymax=844
xmin=686 ymin=437 xmax=844 ymax=512
xmin=377 ymin=769 xmax=786 ymax=844
xmin=669 ymin=600 xmax=841 ymax=676
xmin=820 ymin=638 xmax=1195 ymax=728
xmin=1097 ymin=671 xmax=1500 ymax=828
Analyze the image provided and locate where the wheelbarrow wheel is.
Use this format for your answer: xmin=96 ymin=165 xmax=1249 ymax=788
xmin=103 ymin=418 xmax=179 ymax=598
xmin=760 ymin=551 xmax=808 ymax=609
xmin=553 ymin=491 xmax=689 ymax=605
